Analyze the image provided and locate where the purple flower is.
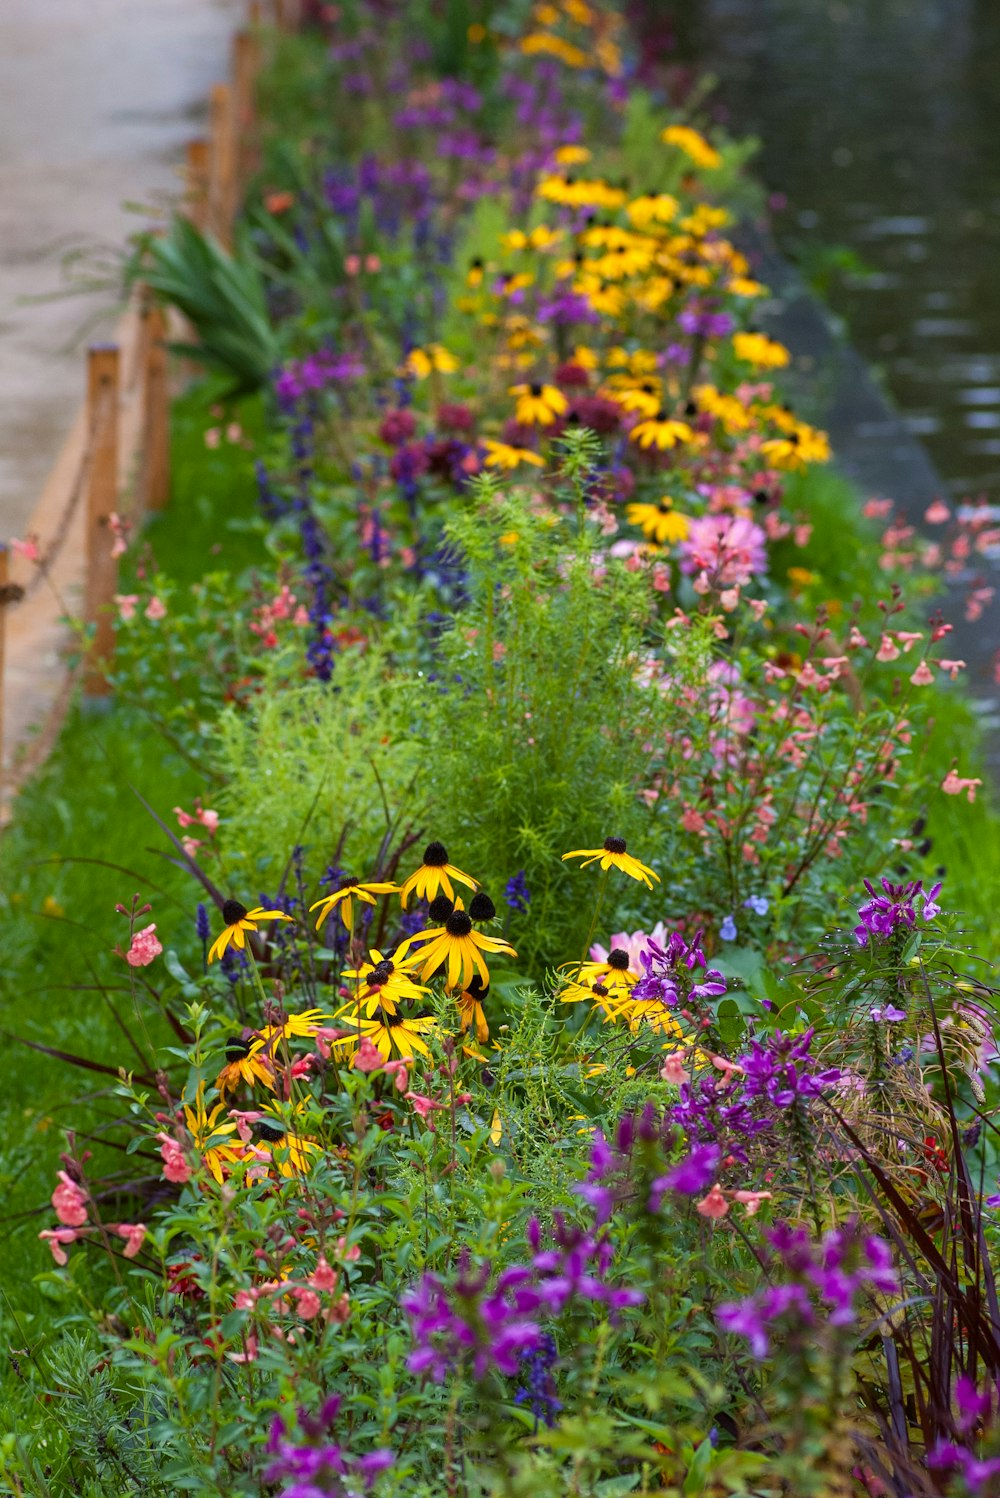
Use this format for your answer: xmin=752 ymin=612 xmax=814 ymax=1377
xmin=504 ymin=870 xmax=531 ymax=913
xmin=739 ymin=1029 xmax=840 ymax=1110
xmin=266 ymin=1397 xmax=393 ymax=1496
xmin=870 ymin=1004 xmax=907 ymax=1023
xmin=719 ymin=915 xmax=737 ymax=942
xmin=853 ymin=877 xmax=943 ymax=947
xmin=650 ymin=1142 xmax=721 ymax=1205
xmin=743 ymin=896 xmax=769 ymax=916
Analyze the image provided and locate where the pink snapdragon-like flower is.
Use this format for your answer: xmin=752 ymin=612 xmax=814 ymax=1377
xmin=52 ymin=1170 xmax=88 ymax=1227
xmin=352 ymin=1036 xmax=385 ymax=1072
xmin=942 ymin=767 xmax=983 ymax=802
xmin=679 ymin=515 xmax=768 ymax=586
xmin=696 ymin=1183 xmax=730 ymax=1219
xmin=156 ymin=1132 xmax=192 ymax=1184
xmin=126 ymin=924 xmax=162 ymax=968
xmin=115 ymin=593 xmax=140 ymax=621
xmin=39 ymin=1227 xmax=82 ymax=1265
xmin=115 ymin=1223 xmax=146 ymax=1258
xmin=145 ymin=596 xmax=167 ymax=621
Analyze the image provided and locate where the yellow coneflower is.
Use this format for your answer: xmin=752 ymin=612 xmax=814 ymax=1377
xmin=339 ymin=947 xmax=429 ymax=1017
xmin=183 ymin=1085 xmax=240 ymax=1184
xmin=413 ymin=894 xmax=516 ymax=990
xmin=358 ymin=1011 xmax=438 ymax=1061
xmin=207 ymin=899 xmax=293 ymax=964
xmin=309 ymin=876 xmax=399 ymax=934
xmin=611 ymin=381 xmax=662 ymax=418
xmin=559 ymin=950 xmax=637 ymax=1016
xmin=626 ymin=499 xmax=690 ymax=545
xmin=252 ymin=1106 xmax=321 ymax=1177
xmin=509 ymin=382 xmax=569 ymax=427
xmin=629 ymin=412 xmax=694 ymax=451
xmin=554 ymin=143 xmax=591 ymax=167
xmin=405 ymin=344 xmax=459 ymax=379
xmin=661 ymin=124 xmax=722 ymax=171
xmin=216 ymin=1036 xmax=275 ymax=1102
xmin=259 ymin=1009 xmax=331 ymax=1047
xmin=732 ymin=331 xmax=791 ymax=370
xmin=627 ymin=193 xmax=679 ymax=228
xmin=561 ymin=836 xmax=660 ymax=888
xmin=399 ymin=842 xmax=479 ymax=909
xmin=482 ymin=439 xmax=545 ymax=471
xmin=466 ymin=256 xmax=486 ymax=288
xmin=457 ymin=974 xmax=491 ymax=1043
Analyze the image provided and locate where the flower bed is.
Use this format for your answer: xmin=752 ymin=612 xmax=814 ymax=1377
xmin=2 ymin=1 xmax=1000 ymax=1494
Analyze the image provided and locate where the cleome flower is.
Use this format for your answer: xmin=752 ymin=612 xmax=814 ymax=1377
xmin=208 ymin=899 xmax=293 ymax=964
xmin=561 ymin=836 xmax=659 ymax=887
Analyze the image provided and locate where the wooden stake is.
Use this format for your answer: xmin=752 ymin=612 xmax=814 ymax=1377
xmin=233 ymin=30 xmax=260 ymax=192
xmin=84 ymin=346 xmax=120 ymax=697
xmin=143 ymin=302 xmax=170 ymax=512
xmin=186 ymin=138 xmax=210 ymax=230
xmin=208 ymin=81 xmax=237 ymax=247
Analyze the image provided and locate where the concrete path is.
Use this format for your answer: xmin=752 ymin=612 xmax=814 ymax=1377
xmin=0 ymin=0 xmax=242 ymax=538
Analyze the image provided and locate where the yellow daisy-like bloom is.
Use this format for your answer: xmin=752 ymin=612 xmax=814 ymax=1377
xmin=629 ymin=413 xmax=694 ymax=451
xmin=479 ymin=437 xmax=541 ymax=467
xmin=611 ymin=380 xmax=662 ymax=418
xmin=405 ymin=344 xmax=459 ymax=379
xmin=727 ymin=275 xmax=766 ymax=298
xmin=259 ymin=1008 xmax=331 ymax=1046
xmin=399 ymin=841 xmax=479 ymax=909
xmin=520 ymin=31 xmax=589 ymax=68
xmin=457 ymin=975 xmax=491 ymax=1043
xmin=502 ymin=225 xmax=563 ymax=253
xmin=559 ymin=951 xmax=637 ymax=1017
xmin=554 ymin=143 xmax=591 ymax=166
xmin=339 ymin=947 xmax=429 ymax=1018
xmin=760 ymin=424 xmax=830 ymax=471
xmin=662 ymin=124 xmax=722 ymax=171
xmin=355 ymin=1011 xmax=438 ymax=1061
xmin=309 ymin=877 xmax=399 ymax=934
xmin=612 ymin=994 xmax=686 ymax=1038
xmin=207 ymin=899 xmax=293 ymax=963
xmin=252 ymin=1107 xmax=321 ymax=1178
xmin=627 ymin=193 xmax=679 ymax=229
xmin=216 ymin=1036 xmax=275 ymax=1102
xmin=413 ymin=897 xmax=517 ymax=990
xmin=509 ymin=382 xmax=568 ymax=427
xmin=572 ymin=343 xmax=599 ymax=371
xmin=183 ymin=1085 xmax=240 ymax=1184
xmin=562 ymin=835 xmax=660 ymax=888
xmin=732 ymin=331 xmax=791 ymax=370
xmin=626 ymin=499 xmax=690 ymax=545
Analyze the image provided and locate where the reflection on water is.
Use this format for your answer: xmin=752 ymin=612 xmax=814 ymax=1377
xmin=676 ymin=0 xmax=1000 ymax=502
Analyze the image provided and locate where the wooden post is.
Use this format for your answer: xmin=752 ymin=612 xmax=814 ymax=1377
xmin=84 ymin=346 xmax=120 ymax=697
xmin=208 ymin=82 xmax=237 ymax=247
xmin=233 ymin=30 xmax=260 ymax=193
xmin=186 ymin=138 xmax=210 ymax=230
xmin=143 ymin=301 xmax=170 ymax=512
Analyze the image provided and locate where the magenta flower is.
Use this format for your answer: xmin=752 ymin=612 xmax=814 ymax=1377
xmin=679 ymin=514 xmax=768 ymax=587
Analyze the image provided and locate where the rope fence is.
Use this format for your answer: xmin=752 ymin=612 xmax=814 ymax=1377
xmin=0 ymin=0 xmax=289 ymax=812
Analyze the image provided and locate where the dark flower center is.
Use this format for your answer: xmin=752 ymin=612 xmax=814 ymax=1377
xmin=225 ymin=1037 xmax=251 ymax=1062
xmin=469 ymin=892 xmax=496 ymax=922
xmin=338 ymin=875 xmax=360 ymax=891
xmin=530 ymin=383 xmax=543 ymax=397
xmin=446 ymin=911 xmax=473 ymax=937
xmin=369 ymin=959 xmax=394 ymax=986
xmin=466 ymin=974 xmax=490 ymax=999
xmin=608 ymin=949 xmax=630 ymax=970
xmin=254 ymin=1119 xmax=286 ymax=1143
xmin=657 ymin=501 xmax=671 ymax=514
xmin=223 ymin=898 xmax=249 ymax=925
xmin=592 ymin=982 xmax=609 ymax=997
xmin=428 ymin=893 xmax=456 ymax=922
xmin=603 ymin=836 xmax=627 ymax=854
xmin=423 ymin=841 xmax=448 ymax=866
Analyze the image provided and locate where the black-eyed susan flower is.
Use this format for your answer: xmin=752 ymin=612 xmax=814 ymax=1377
xmin=559 ymin=949 xmax=637 ymax=1017
xmin=207 ymin=899 xmax=293 ymax=963
xmin=626 ymin=498 xmax=690 ymax=545
xmin=457 ymin=974 xmax=491 ymax=1043
xmin=309 ymin=876 xmax=399 ymax=935
xmin=399 ymin=842 xmax=479 ymax=909
xmin=216 ymin=1036 xmax=275 ymax=1102
xmin=629 ymin=411 xmax=694 ymax=450
xmin=357 ymin=1010 xmax=438 ymax=1061
xmin=509 ymin=382 xmax=569 ymax=427
xmin=339 ymin=947 xmax=429 ymax=1017
xmin=562 ymin=836 xmax=660 ymax=888
xmin=404 ymin=344 xmax=458 ymax=379
xmin=183 ymin=1085 xmax=240 ymax=1184
xmin=482 ymin=439 xmax=545 ymax=471
xmin=413 ymin=896 xmax=516 ymax=989
xmin=732 ymin=331 xmax=790 ymax=370
xmin=252 ymin=1105 xmax=321 ymax=1177
xmin=259 ymin=1009 xmax=331 ymax=1047
xmin=661 ymin=124 xmax=722 ymax=171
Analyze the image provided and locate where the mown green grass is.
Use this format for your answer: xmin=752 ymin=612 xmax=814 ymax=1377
xmin=0 ymin=381 xmax=263 ymax=1328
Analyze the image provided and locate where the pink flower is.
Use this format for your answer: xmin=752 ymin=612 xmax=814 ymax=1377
xmin=876 ymin=634 xmax=900 ymax=663
xmin=695 ymin=1184 xmax=730 ymax=1219
xmin=39 ymin=1227 xmax=82 ymax=1266
xmin=52 ymin=1170 xmax=88 ymax=1227
xmin=910 ymin=660 xmax=934 ymax=686
xmin=181 ymin=836 xmax=202 ymax=859
xmin=730 ymin=1190 xmax=772 ymax=1216
xmin=11 ymin=535 xmax=41 ymax=563
xmin=352 ymin=1036 xmax=385 ymax=1073
xmin=311 ymin=1255 xmax=337 ymax=1291
xmin=406 ymin=1092 xmax=445 ymax=1126
xmin=660 ymin=1054 xmax=689 ymax=1086
xmin=204 ymin=427 xmax=221 ymax=448
xmin=156 ymin=1132 xmax=191 ymax=1184
xmin=925 ymin=499 xmax=951 ymax=524
xmin=937 ymin=658 xmax=966 ymax=679
xmin=942 ymin=768 xmax=982 ymax=802
xmin=227 ymin=1333 xmax=258 ymax=1364
xmin=108 ymin=512 xmax=130 ymax=559
xmin=679 ymin=515 xmax=768 ymax=587
xmin=115 ymin=1223 xmax=146 ymax=1258
xmin=126 ymin=923 xmax=162 ymax=968
xmin=115 ymin=593 xmax=139 ymax=621
xmin=145 ymin=596 xmax=167 ymax=621
xmin=365 ymin=254 xmax=381 ymax=273
xmin=293 ymin=1287 xmax=322 ymax=1320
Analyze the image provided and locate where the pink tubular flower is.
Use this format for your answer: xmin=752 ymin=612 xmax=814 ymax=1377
xmin=126 ymin=924 xmax=162 ymax=968
xmin=352 ymin=1036 xmax=385 ymax=1073
xmin=115 ymin=1223 xmax=146 ymax=1258
xmin=660 ymin=1053 xmax=689 ymax=1086
xmin=311 ymin=1255 xmax=337 ymax=1291
xmin=115 ymin=593 xmax=140 ymax=621
xmin=52 ymin=1170 xmax=88 ymax=1227
xmin=942 ymin=767 xmax=983 ymax=802
xmin=293 ymin=1287 xmax=322 ymax=1320
xmin=39 ymin=1227 xmax=82 ymax=1266
xmin=730 ymin=1190 xmax=773 ymax=1216
xmin=156 ymin=1132 xmax=192 ymax=1184
xmin=696 ymin=1184 xmax=730 ymax=1219
xmin=406 ymin=1092 xmax=445 ymax=1127
xmin=145 ymin=596 xmax=167 ymax=621
xmin=910 ymin=660 xmax=934 ymax=686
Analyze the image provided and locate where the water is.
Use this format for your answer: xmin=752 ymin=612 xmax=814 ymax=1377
xmin=675 ymin=0 xmax=1000 ymax=502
